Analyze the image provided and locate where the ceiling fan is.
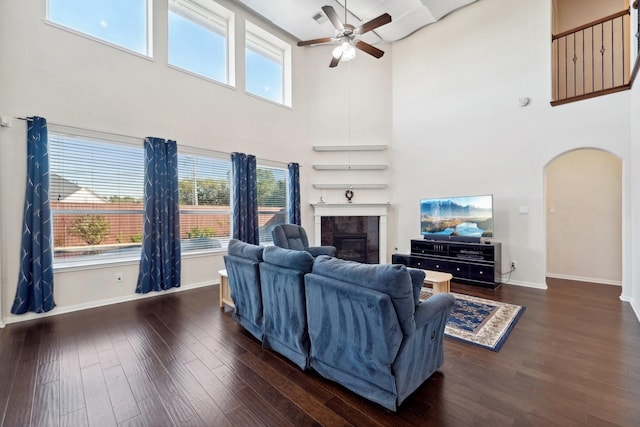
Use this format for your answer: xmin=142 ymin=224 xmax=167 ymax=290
xmin=297 ymin=2 xmax=392 ymax=68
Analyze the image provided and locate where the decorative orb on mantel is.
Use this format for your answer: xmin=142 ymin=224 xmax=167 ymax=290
xmin=345 ymin=189 xmax=354 ymax=203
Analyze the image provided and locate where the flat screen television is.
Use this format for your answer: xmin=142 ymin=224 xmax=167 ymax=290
xmin=420 ymin=195 xmax=493 ymax=241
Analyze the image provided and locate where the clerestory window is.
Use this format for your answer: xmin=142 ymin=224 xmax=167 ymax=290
xmin=245 ymin=21 xmax=292 ymax=106
xmin=168 ymin=0 xmax=235 ymax=85
xmin=47 ymin=0 xmax=152 ymax=56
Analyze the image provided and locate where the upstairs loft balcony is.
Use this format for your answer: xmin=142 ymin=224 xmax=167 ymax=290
xmin=551 ymin=4 xmax=639 ymax=106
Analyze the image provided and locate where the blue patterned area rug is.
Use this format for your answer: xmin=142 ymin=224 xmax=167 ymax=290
xmin=420 ymin=288 xmax=525 ymax=352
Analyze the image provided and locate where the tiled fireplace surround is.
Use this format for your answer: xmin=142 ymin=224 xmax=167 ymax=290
xmin=311 ymin=203 xmax=389 ymax=264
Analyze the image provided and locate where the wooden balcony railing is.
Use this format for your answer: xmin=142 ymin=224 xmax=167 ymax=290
xmin=552 ymin=10 xmax=631 ymax=106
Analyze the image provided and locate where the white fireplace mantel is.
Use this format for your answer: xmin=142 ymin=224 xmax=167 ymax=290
xmin=310 ymin=203 xmax=390 ymax=263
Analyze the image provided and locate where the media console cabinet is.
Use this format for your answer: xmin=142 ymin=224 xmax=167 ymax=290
xmin=392 ymin=239 xmax=502 ymax=289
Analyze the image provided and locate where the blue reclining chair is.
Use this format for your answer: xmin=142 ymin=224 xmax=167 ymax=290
xmin=260 ymin=246 xmax=314 ymax=370
xmin=223 ymin=239 xmax=264 ymax=341
xmin=272 ymin=224 xmax=336 ymax=257
xmin=304 ymin=255 xmax=455 ymax=411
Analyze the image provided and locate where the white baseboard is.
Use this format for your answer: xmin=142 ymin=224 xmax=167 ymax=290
xmin=1 ymin=280 xmax=217 ymax=327
xmin=632 ymin=300 xmax=640 ymax=324
xmin=499 ymin=279 xmax=548 ymax=290
xmin=546 ymin=272 xmax=622 ymax=286
xmin=619 ymin=295 xmax=640 ymax=324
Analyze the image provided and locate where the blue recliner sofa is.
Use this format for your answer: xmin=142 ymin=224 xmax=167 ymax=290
xmin=304 ymin=255 xmax=455 ymax=411
xmin=223 ymin=239 xmax=264 ymax=341
xmin=272 ymin=224 xmax=336 ymax=257
xmin=259 ymin=245 xmax=314 ymax=370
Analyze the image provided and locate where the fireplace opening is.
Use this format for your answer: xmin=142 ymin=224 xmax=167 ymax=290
xmin=321 ymin=216 xmax=379 ymax=264
xmin=333 ymin=233 xmax=368 ymax=263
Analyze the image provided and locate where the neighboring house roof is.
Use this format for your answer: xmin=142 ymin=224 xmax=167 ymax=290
xmin=50 ymin=173 xmax=107 ymax=203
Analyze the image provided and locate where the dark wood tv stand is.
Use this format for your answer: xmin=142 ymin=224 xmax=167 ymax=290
xmin=392 ymin=239 xmax=502 ymax=289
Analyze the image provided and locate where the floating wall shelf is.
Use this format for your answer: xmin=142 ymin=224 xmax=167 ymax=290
xmin=312 ymin=184 xmax=388 ymax=189
xmin=312 ymin=145 xmax=388 ymax=152
xmin=313 ymin=164 xmax=388 ymax=171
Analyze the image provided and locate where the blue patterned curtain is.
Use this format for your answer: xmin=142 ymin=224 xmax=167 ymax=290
xmin=136 ymin=137 xmax=181 ymax=294
xmin=287 ymin=162 xmax=301 ymax=225
xmin=12 ymin=116 xmax=55 ymax=314
xmin=231 ymin=152 xmax=259 ymax=244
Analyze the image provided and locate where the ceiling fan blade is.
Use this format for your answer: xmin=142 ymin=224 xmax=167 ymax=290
xmin=355 ymin=13 xmax=392 ymax=35
xmin=329 ymin=53 xmax=342 ymax=68
xmin=322 ymin=5 xmax=344 ymax=32
xmin=355 ymin=40 xmax=384 ymax=58
xmin=297 ymin=37 xmax=336 ymax=47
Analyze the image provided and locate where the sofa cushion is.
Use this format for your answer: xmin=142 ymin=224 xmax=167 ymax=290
xmin=312 ymin=256 xmax=416 ymax=336
xmin=228 ymin=239 xmax=263 ymax=261
xmin=263 ymin=245 xmax=314 ymax=272
xmin=407 ymin=268 xmax=426 ymax=307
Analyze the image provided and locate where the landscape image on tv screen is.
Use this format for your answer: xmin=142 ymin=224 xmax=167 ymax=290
xmin=420 ymin=195 xmax=493 ymax=238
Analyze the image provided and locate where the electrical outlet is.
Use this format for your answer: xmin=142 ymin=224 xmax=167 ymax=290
xmin=511 ymin=260 xmax=517 ymax=270
xmin=116 ymin=272 xmax=123 ymax=282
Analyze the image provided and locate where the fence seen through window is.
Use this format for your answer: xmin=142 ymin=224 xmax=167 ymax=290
xmin=50 ymin=133 xmax=288 ymax=265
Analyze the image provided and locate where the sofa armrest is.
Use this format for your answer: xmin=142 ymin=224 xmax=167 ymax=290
xmin=392 ymin=292 xmax=454 ymax=405
xmin=306 ymin=246 xmax=336 ymax=257
xmin=414 ymin=293 xmax=455 ymax=329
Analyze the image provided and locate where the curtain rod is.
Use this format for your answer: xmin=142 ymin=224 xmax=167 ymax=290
xmin=15 ymin=116 xmax=146 ymax=141
xmin=14 ymin=117 xmax=291 ymax=167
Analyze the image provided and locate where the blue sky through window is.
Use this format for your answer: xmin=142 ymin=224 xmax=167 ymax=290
xmin=49 ymin=0 xmax=289 ymax=105
xmin=168 ymin=10 xmax=227 ymax=83
xmin=49 ymin=0 xmax=148 ymax=55
xmin=246 ymin=49 xmax=283 ymax=104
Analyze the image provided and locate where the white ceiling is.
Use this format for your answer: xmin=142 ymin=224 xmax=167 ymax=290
xmin=236 ymin=0 xmax=479 ymax=44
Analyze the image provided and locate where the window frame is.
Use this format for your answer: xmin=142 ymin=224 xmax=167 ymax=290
xmin=168 ymin=0 xmax=236 ymax=86
xmin=255 ymin=161 xmax=288 ymax=246
xmin=245 ymin=20 xmax=292 ymax=107
xmin=45 ymin=0 xmax=154 ymax=58
xmin=177 ymin=146 xmax=233 ymax=254
xmin=49 ymin=129 xmax=146 ymax=270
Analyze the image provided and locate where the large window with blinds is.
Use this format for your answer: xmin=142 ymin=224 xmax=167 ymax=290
xmin=245 ymin=21 xmax=292 ymax=106
xmin=168 ymin=0 xmax=235 ymax=85
xmin=178 ymin=151 xmax=232 ymax=251
xmin=49 ymin=133 xmax=145 ymax=265
xmin=256 ymin=164 xmax=287 ymax=244
xmin=50 ymin=132 xmax=289 ymax=265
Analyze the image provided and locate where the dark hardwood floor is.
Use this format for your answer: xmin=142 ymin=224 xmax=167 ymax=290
xmin=1 ymin=278 xmax=639 ymax=426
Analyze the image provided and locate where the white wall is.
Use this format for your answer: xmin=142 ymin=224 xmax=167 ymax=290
xmin=0 ymin=0 xmax=313 ymax=324
xmin=629 ymin=22 xmax=640 ymax=317
xmin=545 ymin=149 xmax=622 ymax=284
xmin=304 ymin=44 xmax=393 ymax=206
xmin=390 ymin=0 xmax=631 ymax=290
xmin=553 ymin=0 xmax=626 ymax=34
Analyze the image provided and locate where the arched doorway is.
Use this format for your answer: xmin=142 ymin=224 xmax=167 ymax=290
xmin=545 ymin=148 xmax=622 ymax=285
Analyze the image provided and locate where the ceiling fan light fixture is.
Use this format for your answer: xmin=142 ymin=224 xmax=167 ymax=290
xmin=334 ymin=41 xmax=356 ymax=61
xmin=299 ymin=3 xmax=391 ymax=67
xmin=343 ymin=45 xmax=356 ymax=61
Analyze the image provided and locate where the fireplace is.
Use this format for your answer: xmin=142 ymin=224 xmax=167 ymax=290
xmin=320 ymin=216 xmax=379 ymax=264
xmin=311 ymin=203 xmax=389 ymax=264
xmin=333 ymin=233 xmax=368 ymax=262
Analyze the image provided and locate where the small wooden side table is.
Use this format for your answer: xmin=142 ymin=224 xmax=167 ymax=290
xmin=219 ymin=269 xmax=234 ymax=309
xmin=422 ymin=270 xmax=453 ymax=294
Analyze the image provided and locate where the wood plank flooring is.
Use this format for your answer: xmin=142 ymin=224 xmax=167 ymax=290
xmin=0 ymin=277 xmax=639 ymax=426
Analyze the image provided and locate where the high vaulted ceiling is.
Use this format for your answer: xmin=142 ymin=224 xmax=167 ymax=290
xmin=236 ymin=0 xmax=480 ymax=45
